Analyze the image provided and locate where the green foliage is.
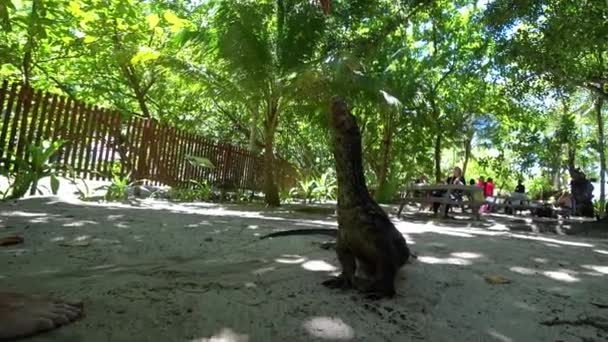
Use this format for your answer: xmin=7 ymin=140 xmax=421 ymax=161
xmin=288 ymin=171 xmax=336 ymax=204
xmin=527 ymin=176 xmax=553 ymax=200
xmin=0 ymin=0 xmax=604 ymax=213
xmin=98 ymin=172 xmax=136 ymax=202
xmin=1 ymin=140 xmax=65 ymax=200
xmin=167 ymin=179 xmax=211 ymax=202
xmin=374 ymin=171 xmax=401 ymax=204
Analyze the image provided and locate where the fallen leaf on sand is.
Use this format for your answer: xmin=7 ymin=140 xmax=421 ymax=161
xmin=484 ymin=275 xmax=511 ymax=285
xmin=0 ymin=235 xmax=24 ymax=246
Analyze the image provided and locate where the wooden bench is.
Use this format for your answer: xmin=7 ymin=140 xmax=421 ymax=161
xmin=397 ymin=184 xmax=484 ymax=220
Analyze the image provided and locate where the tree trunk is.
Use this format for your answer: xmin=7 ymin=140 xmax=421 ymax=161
xmin=263 ymin=98 xmax=280 ymax=207
xmin=22 ymin=0 xmax=41 ymax=86
xmin=462 ymin=135 xmax=473 ymax=178
xmin=567 ymin=143 xmax=576 ymax=177
xmin=377 ymin=111 xmax=394 ymax=194
xmin=248 ymin=106 xmax=259 ymax=152
xmin=596 ymin=96 xmax=606 ymax=214
xmin=434 ymin=133 xmax=442 ymax=182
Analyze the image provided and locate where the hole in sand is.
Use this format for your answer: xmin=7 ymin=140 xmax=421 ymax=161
xmin=301 ymin=260 xmax=338 ymax=272
xmin=190 ymin=328 xmax=250 ymax=342
xmin=417 ymin=256 xmax=472 ymax=266
xmin=303 ymin=317 xmax=355 ymax=340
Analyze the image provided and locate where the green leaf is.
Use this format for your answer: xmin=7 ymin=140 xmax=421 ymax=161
xmin=50 ymin=175 xmax=60 ymax=195
xmin=131 ymin=47 xmax=160 ymax=65
xmin=147 ymin=13 xmax=160 ymax=29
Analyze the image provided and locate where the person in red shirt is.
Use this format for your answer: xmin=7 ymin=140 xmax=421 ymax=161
xmin=484 ymin=177 xmax=494 ymax=197
xmin=483 ymin=178 xmax=495 ymax=212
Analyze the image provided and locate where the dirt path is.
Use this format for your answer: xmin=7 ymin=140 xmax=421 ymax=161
xmin=1 ymin=197 xmax=607 ymax=341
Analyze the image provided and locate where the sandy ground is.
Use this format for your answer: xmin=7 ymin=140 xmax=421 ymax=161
xmin=2 ymin=192 xmax=608 ymax=341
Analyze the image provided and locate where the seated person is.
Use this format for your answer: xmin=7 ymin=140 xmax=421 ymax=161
xmin=556 ymin=191 xmax=573 ymax=214
xmin=510 ymin=180 xmax=529 ymax=207
xmin=432 ymin=166 xmax=466 ymax=215
xmin=515 ymin=179 xmax=525 ymax=193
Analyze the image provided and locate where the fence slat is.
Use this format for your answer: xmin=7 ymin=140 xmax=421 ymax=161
xmin=110 ymin=112 xmax=121 ymax=176
xmin=27 ymin=90 xmax=46 ymax=146
xmin=30 ymin=92 xmax=52 ymax=145
xmin=63 ymin=100 xmax=81 ymax=166
xmin=14 ymin=86 xmax=35 ymax=167
xmin=5 ymin=85 xmax=28 ymax=169
xmin=0 ymin=82 xmax=18 ymax=164
xmin=156 ymin=124 xmax=169 ymax=185
xmin=24 ymin=89 xmax=43 ymax=152
xmin=76 ymin=104 xmax=93 ymax=177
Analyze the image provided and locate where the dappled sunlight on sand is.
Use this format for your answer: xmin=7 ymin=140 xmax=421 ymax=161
xmin=417 ymin=256 xmax=472 ymax=266
xmin=510 ymin=234 xmax=594 ymax=248
xmin=275 ymin=255 xmax=307 ymax=264
xmin=0 ymin=210 xmax=48 ymax=217
xmin=542 ymin=270 xmax=580 ymax=282
xmin=190 ymin=328 xmax=250 ymax=342
xmin=251 ymin=266 xmax=276 ymax=276
xmin=509 ymin=266 xmax=537 ymax=275
xmin=581 ymin=265 xmax=608 ymax=274
xmin=513 ymin=301 xmax=538 ymax=312
xmin=88 ymin=264 xmax=116 ymax=270
xmin=394 ymin=221 xmax=507 ymax=238
xmin=451 ymin=252 xmax=483 ymax=259
xmin=302 ymin=260 xmax=338 ymax=272
xmin=303 ymin=317 xmax=355 ymax=340
xmin=63 ymin=220 xmax=98 ymax=227
xmin=511 ymin=266 xmax=581 ymax=282
xmin=487 ymin=329 xmax=513 ymax=342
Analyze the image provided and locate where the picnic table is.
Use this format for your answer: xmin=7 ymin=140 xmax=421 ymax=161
xmin=397 ymin=184 xmax=484 ymax=220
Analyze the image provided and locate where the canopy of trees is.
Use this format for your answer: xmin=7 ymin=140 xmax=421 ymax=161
xmin=0 ymin=0 xmax=606 ymax=211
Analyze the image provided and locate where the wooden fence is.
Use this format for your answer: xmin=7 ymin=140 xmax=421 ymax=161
xmin=0 ymin=80 xmax=297 ymax=191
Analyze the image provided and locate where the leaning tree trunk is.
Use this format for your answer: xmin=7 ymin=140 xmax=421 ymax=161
xmin=434 ymin=133 xmax=442 ymax=182
xmin=377 ymin=111 xmax=394 ymax=194
xmin=596 ymin=96 xmax=606 ymax=214
xmin=462 ymin=135 xmax=473 ymax=178
xmin=263 ymin=98 xmax=280 ymax=207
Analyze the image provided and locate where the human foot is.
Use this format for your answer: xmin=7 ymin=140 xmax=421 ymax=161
xmin=0 ymin=292 xmax=83 ymax=340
